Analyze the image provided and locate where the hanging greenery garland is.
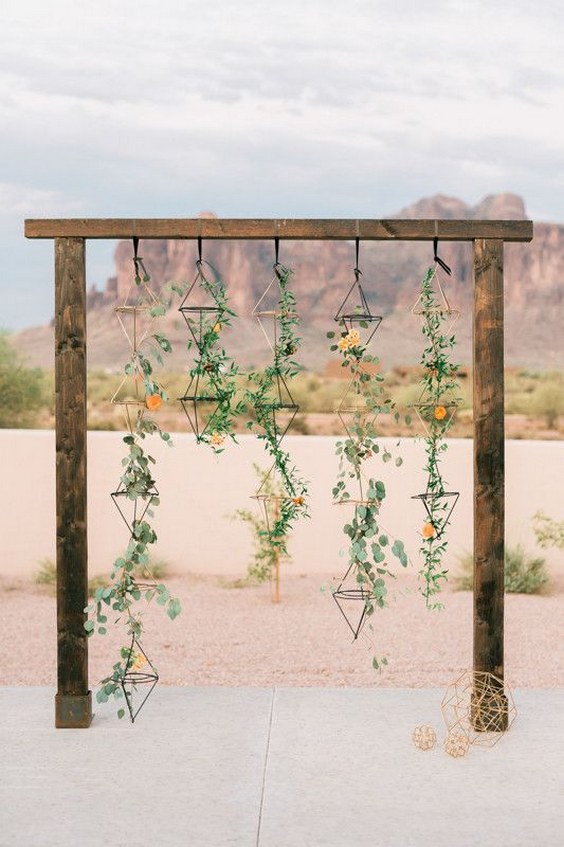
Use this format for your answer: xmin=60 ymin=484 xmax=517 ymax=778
xmin=328 ymin=240 xmax=408 ymax=669
xmin=245 ymin=242 xmax=308 ymax=555
xmin=85 ymin=240 xmax=181 ymax=721
xmin=177 ymin=239 xmax=245 ymax=453
xmin=411 ymin=241 xmax=462 ymax=608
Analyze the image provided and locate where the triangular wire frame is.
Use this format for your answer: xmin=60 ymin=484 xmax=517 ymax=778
xmin=332 ymin=560 xmax=372 ymax=641
xmin=411 ymin=490 xmax=459 ymax=539
xmin=111 ymin=483 xmax=160 ymax=535
xmin=412 ymin=400 xmax=461 ymax=438
xmin=120 ymin=635 xmax=159 ymax=723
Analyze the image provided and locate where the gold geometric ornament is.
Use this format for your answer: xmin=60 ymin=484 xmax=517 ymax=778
xmin=441 ymin=670 xmax=517 ymax=748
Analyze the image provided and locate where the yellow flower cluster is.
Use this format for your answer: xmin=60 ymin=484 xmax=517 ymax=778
xmin=210 ymin=432 xmax=225 ymax=447
xmin=337 ymin=328 xmax=361 ymax=352
xmin=129 ymin=651 xmax=147 ymax=672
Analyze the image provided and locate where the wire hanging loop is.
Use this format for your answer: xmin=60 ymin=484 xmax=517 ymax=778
xmin=433 ymin=236 xmax=452 ymax=276
xmin=132 ymin=236 xmax=149 ymax=285
xmin=197 ymin=235 xmax=203 ymax=265
xmin=354 ymin=237 xmax=362 ymax=282
xmin=274 ymin=236 xmax=280 ymax=269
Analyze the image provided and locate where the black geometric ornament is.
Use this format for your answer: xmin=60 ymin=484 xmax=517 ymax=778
xmin=120 ymin=635 xmax=159 ymax=723
xmin=411 ymin=490 xmax=460 ymax=539
xmin=111 ymin=483 xmax=159 ymax=535
xmin=332 ymin=561 xmax=372 ymax=640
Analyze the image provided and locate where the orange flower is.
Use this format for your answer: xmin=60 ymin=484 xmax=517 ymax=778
xmin=337 ymin=336 xmax=350 ymax=352
xmin=293 ymin=496 xmax=304 ymax=506
xmin=434 ymin=405 xmax=447 ymax=421
xmin=422 ymin=523 xmax=434 ymax=539
xmin=346 ymin=328 xmax=361 ymax=347
xmin=213 ymin=323 xmax=221 ymax=333
xmin=145 ymin=393 xmax=162 ymax=411
xmin=210 ymin=432 xmax=225 ymax=447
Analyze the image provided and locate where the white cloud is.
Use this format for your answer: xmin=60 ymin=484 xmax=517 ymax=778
xmin=1 ymin=0 xmax=563 ymax=328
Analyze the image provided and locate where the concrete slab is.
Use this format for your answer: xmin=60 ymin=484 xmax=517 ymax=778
xmin=0 ymin=687 xmax=562 ymax=847
xmin=259 ymin=688 xmax=564 ymax=847
xmin=0 ymin=687 xmax=273 ymax=847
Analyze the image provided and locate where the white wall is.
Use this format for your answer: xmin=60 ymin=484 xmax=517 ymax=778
xmin=1 ymin=430 xmax=563 ymax=578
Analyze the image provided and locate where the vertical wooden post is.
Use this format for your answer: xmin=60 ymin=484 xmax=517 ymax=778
xmin=54 ymin=237 xmax=92 ymax=728
xmin=473 ymin=238 xmax=507 ymax=727
xmin=273 ymin=499 xmax=281 ymax=604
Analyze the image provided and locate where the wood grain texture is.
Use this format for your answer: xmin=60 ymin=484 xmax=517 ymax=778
xmin=55 ymin=237 xmax=91 ymax=726
xmin=473 ymin=238 xmax=505 ymax=682
xmin=25 ymin=218 xmax=533 ymax=242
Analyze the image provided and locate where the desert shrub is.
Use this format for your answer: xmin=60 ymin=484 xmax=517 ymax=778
xmin=532 ymin=511 xmax=564 ymax=549
xmin=454 ymin=545 xmax=549 ymax=594
xmin=34 ymin=556 xmax=168 ymax=595
xmin=0 ymin=332 xmax=46 ymax=427
xmin=529 ymin=375 xmax=564 ymax=428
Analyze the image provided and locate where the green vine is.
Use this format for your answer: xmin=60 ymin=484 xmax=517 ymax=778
xmin=177 ymin=260 xmax=245 ymax=453
xmin=415 ymin=265 xmax=461 ymax=607
xmin=328 ymin=311 xmax=408 ymax=669
xmin=245 ymin=262 xmax=308 ymax=553
xmin=85 ymin=257 xmax=181 ymax=720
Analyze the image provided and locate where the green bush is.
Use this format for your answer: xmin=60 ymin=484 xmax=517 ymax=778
xmin=0 ymin=332 xmax=46 ymax=427
xmin=34 ymin=556 xmax=169 ymax=595
xmin=454 ymin=544 xmax=549 ymax=594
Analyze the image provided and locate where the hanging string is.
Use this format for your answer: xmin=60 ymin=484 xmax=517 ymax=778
xmin=354 ymin=237 xmax=362 ymax=281
xmin=433 ymin=237 xmax=452 ymax=276
xmin=197 ymin=236 xmax=203 ymax=264
xmin=274 ymin=236 xmax=280 ymax=267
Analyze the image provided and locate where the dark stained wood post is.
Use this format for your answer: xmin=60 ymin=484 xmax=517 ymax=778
xmin=473 ymin=238 xmax=508 ymax=727
xmin=54 ymin=237 xmax=92 ymax=728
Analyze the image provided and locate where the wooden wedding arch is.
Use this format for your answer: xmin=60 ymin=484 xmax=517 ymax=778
xmin=25 ymin=217 xmax=533 ymax=728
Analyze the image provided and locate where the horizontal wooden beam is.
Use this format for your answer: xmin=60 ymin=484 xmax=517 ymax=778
xmin=25 ymin=218 xmax=533 ymax=242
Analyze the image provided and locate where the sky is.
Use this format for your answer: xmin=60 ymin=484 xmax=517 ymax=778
xmin=1 ymin=0 xmax=563 ymax=330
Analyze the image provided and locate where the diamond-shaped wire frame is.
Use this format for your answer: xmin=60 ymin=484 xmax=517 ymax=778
xmin=111 ymin=373 xmax=148 ymax=433
xmin=334 ymin=272 xmax=382 ymax=352
xmin=411 ymin=490 xmax=459 ymax=539
xmin=111 ymin=483 xmax=159 ymax=535
xmin=250 ymin=463 xmax=306 ymax=535
xmin=441 ymin=670 xmax=517 ymax=747
xmin=178 ymin=263 xmax=225 ymax=354
xmin=336 ymin=376 xmax=381 ymax=441
xmin=252 ymin=270 xmax=299 ymax=356
xmin=411 ymin=262 xmax=461 ymax=336
xmin=332 ymin=560 xmax=373 ymax=641
xmin=253 ymin=372 xmax=299 ymax=444
xmin=179 ymin=379 xmax=225 ymax=442
xmin=114 ymin=273 xmax=163 ymax=351
xmin=120 ymin=636 xmax=159 ymax=723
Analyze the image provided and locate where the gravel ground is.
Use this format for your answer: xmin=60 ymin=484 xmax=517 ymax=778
xmin=1 ymin=568 xmax=562 ymax=690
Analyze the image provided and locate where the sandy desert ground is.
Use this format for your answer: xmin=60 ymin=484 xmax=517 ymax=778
xmin=1 ymin=567 xmax=562 ymax=691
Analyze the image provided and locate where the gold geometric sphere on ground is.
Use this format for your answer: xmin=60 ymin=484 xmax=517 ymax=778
xmin=441 ymin=670 xmax=517 ymax=748
xmin=444 ymin=729 xmax=470 ymax=758
xmin=412 ymin=725 xmax=437 ymax=750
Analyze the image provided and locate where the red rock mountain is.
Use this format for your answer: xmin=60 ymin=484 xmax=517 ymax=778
xmin=15 ymin=194 xmax=564 ymax=370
